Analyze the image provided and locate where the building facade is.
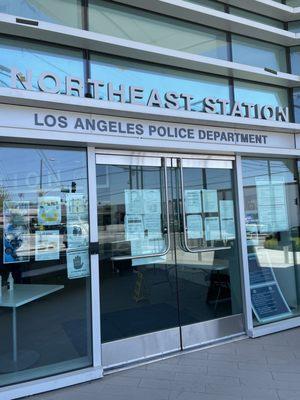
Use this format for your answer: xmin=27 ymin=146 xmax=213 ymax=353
xmin=1 ymin=0 xmax=300 ymax=398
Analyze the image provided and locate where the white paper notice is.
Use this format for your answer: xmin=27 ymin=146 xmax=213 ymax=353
xmin=187 ymin=215 xmax=203 ymax=239
xmin=220 ymin=200 xmax=236 ymax=240
xmin=143 ymin=214 xmax=162 ymax=239
xmin=131 ymin=238 xmax=166 ymax=266
xmin=125 ymin=190 xmax=144 ymax=215
xmin=38 ymin=196 xmax=61 ymax=226
xmin=67 ymin=249 xmax=90 ymax=279
xmin=125 ymin=214 xmax=144 ymax=241
xmin=202 ymin=190 xmax=218 ymax=213
xmin=256 ymin=178 xmax=288 ymax=232
xmin=205 ymin=217 xmax=221 ymax=241
xmin=184 ymin=190 xmax=202 ymax=214
xmin=35 ymin=230 xmax=60 ymax=261
xmin=143 ymin=189 xmax=161 ymax=214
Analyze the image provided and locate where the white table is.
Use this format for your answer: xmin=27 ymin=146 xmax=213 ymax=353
xmin=0 ymin=284 xmax=64 ymax=373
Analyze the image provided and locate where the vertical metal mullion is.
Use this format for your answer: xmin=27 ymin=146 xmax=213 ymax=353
xmin=87 ymin=147 xmax=102 ymax=369
xmin=234 ymin=155 xmax=254 ymax=337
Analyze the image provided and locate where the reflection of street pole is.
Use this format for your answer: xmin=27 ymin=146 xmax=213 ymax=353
xmin=40 ymin=159 xmax=43 ymax=190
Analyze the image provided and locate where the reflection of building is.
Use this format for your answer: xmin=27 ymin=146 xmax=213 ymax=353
xmin=1 ymin=1 xmax=300 ymax=399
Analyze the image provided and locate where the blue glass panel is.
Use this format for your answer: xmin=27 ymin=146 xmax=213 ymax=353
xmin=90 ymin=54 xmax=230 ymax=113
xmin=0 ymin=36 xmax=84 ymax=96
xmin=0 ymin=0 xmax=82 ymax=28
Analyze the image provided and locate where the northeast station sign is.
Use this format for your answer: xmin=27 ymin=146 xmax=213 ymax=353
xmin=10 ymin=68 xmax=290 ymax=123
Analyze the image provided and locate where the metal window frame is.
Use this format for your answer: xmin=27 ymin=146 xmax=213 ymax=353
xmin=0 ymin=146 xmax=103 ymax=400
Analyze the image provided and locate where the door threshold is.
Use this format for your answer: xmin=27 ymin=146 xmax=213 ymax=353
xmin=103 ymin=332 xmax=247 ymax=375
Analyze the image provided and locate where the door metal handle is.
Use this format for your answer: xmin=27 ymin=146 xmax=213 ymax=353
xmin=111 ymin=158 xmax=171 ymax=262
xmin=178 ymin=158 xmax=231 ymax=254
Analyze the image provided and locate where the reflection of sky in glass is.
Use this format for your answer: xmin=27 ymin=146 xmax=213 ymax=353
xmin=90 ymin=55 xmax=230 ymax=112
xmin=0 ymin=36 xmax=83 ymax=94
xmin=235 ymin=81 xmax=288 ymax=118
xmin=232 ymin=35 xmax=287 ymax=72
xmin=0 ymin=147 xmax=87 ymax=202
xmin=0 ymin=0 xmax=82 ymax=28
xmin=242 ymin=158 xmax=295 ymax=187
xmin=89 ymin=0 xmax=228 ymax=60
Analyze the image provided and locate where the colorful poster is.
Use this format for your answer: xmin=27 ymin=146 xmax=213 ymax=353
xmin=35 ymin=230 xmax=60 ymax=261
xmin=66 ymin=194 xmax=89 ymax=249
xmin=125 ymin=190 xmax=143 ymax=214
xmin=67 ymin=220 xmax=89 ymax=249
xmin=143 ymin=189 xmax=161 ymax=214
xmin=202 ymin=190 xmax=218 ymax=213
xmin=125 ymin=214 xmax=144 ymax=241
xmin=3 ymin=201 xmax=30 ymax=264
xmin=204 ymin=217 xmax=221 ymax=241
xmin=184 ymin=190 xmax=202 ymax=214
xmin=66 ymin=193 xmax=88 ymax=217
xmin=187 ymin=214 xmax=203 ymax=239
xmin=38 ymin=196 xmax=61 ymax=226
xmin=67 ymin=249 xmax=90 ymax=279
xmin=220 ymin=200 xmax=236 ymax=240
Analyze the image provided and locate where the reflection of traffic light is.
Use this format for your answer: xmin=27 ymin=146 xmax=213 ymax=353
xmin=71 ymin=181 xmax=77 ymax=193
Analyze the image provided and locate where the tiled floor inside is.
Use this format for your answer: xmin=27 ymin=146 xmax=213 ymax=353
xmin=29 ymin=327 xmax=300 ymax=400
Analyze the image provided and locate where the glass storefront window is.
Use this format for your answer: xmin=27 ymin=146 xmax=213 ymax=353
xmin=90 ymin=54 xmax=230 ymax=113
xmin=88 ymin=0 xmax=229 ymax=60
xmin=242 ymin=158 xmax=300 ymax=326
xmin=288 ymin=21 xmax=300 ymax=32
xmin=232 ymin=34 xmax=287 ymax=72
xmin=0 ymin=0 xmax=82 ymax=29
xmin=293 ymin=88 xmax=300 ymax=123
xmin=286 ymin=0 xmax=300 ymax=6
xmin=0 ymin=145 xmax=92 ymax=387
xmin=229 ymin=7 xmax=284 ymax=30
xmin=290 ymin=46 xmax=300 ymax=75
xmin=234 ymin=81 xmax=288 ymax=118
xmin=0 ymin=36 xmax=84 ymax=96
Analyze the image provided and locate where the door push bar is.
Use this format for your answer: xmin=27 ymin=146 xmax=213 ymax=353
xmin=111 ymin=158 xmax=171 ymax=262
xmin=177 ymin=158 xmax=231 ymax=254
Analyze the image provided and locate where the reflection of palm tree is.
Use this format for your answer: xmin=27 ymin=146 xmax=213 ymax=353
xmin=0 ymin=186 xmax=9 ymax=209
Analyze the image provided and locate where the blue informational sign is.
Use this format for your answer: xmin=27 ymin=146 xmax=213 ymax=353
xmin=248 ymin=254 xmax=275 ymax=286
xmin=248 ymin=253 xmax=292 ymax=324
xmin=251 ymin=284 xmax=292 ymax=323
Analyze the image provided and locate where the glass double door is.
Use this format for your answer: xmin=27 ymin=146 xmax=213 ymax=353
xmin=96 ymin=153 xmax=244 ymax=368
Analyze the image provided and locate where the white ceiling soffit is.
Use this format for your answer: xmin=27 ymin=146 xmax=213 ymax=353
xmin=113 ymin=0 xmax=298 ymax=46
xmin=1 ymin=14 xmax=300 ymax=87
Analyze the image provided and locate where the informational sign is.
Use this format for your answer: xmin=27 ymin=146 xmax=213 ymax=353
xmin=143 ymin=214 xmax=162 ymax=239
xmin=202 ymin=190 xmax=218 ymax=213
xmin=256 ymin=178 xmax=288 ymax=233
xmin=38 ymin=196 xmax=61 ymax=226
xmin=125 ymin=214 xmax=144 ymax=241
xmin=66 ymin=194 xmax=89 ymax=249
xmin=248 ymin=253 xmax=292 ymax=323
xmin=220 ymin=200 xmax=236 ymax=240
xmin=67 ymin=249 xmax=90 ymax=279
xmin=3 ymin=201 xmax=30 ymax=264
xmin=0 ymin=105 xmax=296 ymax=151
xmin=248 ymin=252 xmax=275 ymax=287
xmin=143 ymin=189 xmax=161 ymax=214
xmin=251 ymin=284 xmax=292 ymax=323
xmin=204 ymin=217 xmax=221 ymax=241
xmin=184 ymin=190 xmax=202 ymax=214
xmin=125 ymin=190 xmax=143 ymax=215
xmin=35 ymin=230 xmax=60 ymax=261
xmin=187 ymin=214 xmax=203 ymax=239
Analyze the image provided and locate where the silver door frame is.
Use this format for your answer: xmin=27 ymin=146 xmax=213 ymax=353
xmin=95 ymin=149 xmax=246 ymax=368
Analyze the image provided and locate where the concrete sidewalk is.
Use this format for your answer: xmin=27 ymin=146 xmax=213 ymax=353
xmin=30 ymin=327 xmax=300 ymax=400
